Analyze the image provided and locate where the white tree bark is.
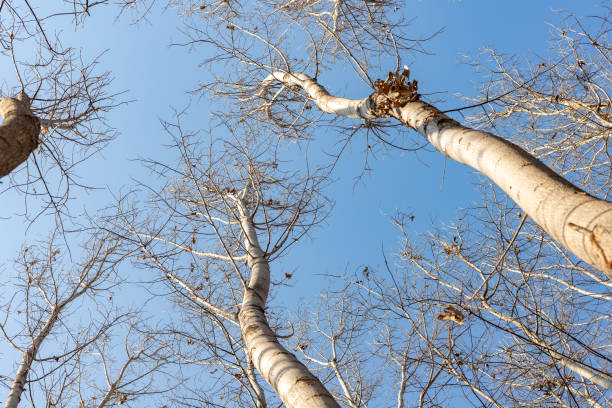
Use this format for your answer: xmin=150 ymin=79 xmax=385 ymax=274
xmin=261 ymin=72 xmax=612 ymax=278
xmin=0 ymin=93 xmax=40 ymax=179
xmin=4 ymin=240 xmax=112 ymax=408
xmin=4 ymin=309 xmax=58 ymax=408
xmin=261 ymin=72 xmax=376 ymax=119
xmin=234 ymin=196 xmax=341 ymax=408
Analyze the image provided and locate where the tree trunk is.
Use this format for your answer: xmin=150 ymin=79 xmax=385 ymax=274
xmin=261 ymin=72 xmax=612 ymax=278
xmin=4 ymin=309 xmax=58 ymax=408
xmin=235 ymin=197 xmax=341 ymax=408
xmin=0 ymin=93 xmax=40 ymax=179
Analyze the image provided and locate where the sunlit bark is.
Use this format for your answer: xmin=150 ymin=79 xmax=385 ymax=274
xmin=261 ymin=71 xmax=612 ymax=278
xmin=234 ymin=195 xmax=340 ymax=408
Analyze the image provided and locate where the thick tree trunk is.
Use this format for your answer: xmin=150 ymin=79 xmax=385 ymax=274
xmin=235 ymin=197 xmax=341 ymax=408
xmin=390 ymin=101 xmax=612 ymax=279
xmin=261 ymin=72 xmax=612 ymax=278
xmin=0 ymin=93 xmax=40 ymax=179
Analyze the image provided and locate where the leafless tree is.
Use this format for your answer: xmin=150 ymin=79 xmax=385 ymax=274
xmin=144 ymin=0 xmax=612 ymax=276
xmin=466 ymin=9 xmax=612 ymax=200
xmin=342 ymin=13 xmax=611 ymax=405
xmin=2 ymin=2 xmax=609 ymax=407
xmin=283 ymin=179 xmax=610 ymax=407
xmin=292 ymin=287 xmax=384 ymax=407
xmin=75 ymin=321 xmax=179 ymax=407
xmin=349 ymin=179 xmax=612 ymax=408
xmin=107 ymin=114 xmax=346 ymax=407
xmin=0 ymin=225 xmax=171 ymax=407
xmin=0 ymin=1 xmax=121 ymax=218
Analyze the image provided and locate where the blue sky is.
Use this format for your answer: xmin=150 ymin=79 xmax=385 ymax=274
xmin=0 ymin=0 xmax=605 ymax=405
xmin=2 ymin=1 xmax=601 ymax=253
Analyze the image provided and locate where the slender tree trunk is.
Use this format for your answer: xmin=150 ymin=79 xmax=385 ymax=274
xmin=4 ymin=309 xmax=58 ymax=408
xmin=235 ymin=197 xmax=341 ymax=408
xmin=4 ymin=265 xmax=91 ymax=408
xmin=0 ymin=93 xmax=40 ymax=179
xmin=262 ymin=72 xmax=612 ymax=278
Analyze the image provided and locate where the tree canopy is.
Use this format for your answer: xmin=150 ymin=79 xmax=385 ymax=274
xmin=0 ymin=1 xmax=610 ymax=407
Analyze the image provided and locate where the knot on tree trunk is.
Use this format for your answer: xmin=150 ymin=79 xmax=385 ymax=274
xmin=568 ymin=222 xmax=612 ymax=272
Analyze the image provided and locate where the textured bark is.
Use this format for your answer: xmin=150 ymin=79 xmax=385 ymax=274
xmin=262 ymin=72 xmax=612 ymax=278
xmin=390 ymin=101 xmax=612 ymax=279
xmin=235 ymin=198 xmax=341 ymax=408
xmin=0 ymin=94 xmax=40 ymax=179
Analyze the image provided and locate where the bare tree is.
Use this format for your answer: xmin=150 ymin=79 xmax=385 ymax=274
xmin=107 ymin=115 xmax=352 ymax=407
xmin=76 ymin=322 xmax=179 ymax=408
xmin=2 ymin=2 xmax=609 ymax=407
xmin=292 ymin=287 xmax=383 ymax=407
xmin=343 ymin=13 xmax=610 ymax=405
xmin=149 ymin=0 xmax=612 ymax=277
xmin=356 ymin=179 xmax=612 ymax=408
xmin=0 ymin=1 xmax=121 ymax=217
xmin=0 ymin=225 xmax=168 ymax=407
xmin=466 ymin=9 xmax=612 ymax=199
xmin=0 ymin=93 xmax=39 ymax=179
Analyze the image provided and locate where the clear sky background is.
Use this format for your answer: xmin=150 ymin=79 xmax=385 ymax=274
xmin=0 ymin=0 xmax=605 ymax=405
xmin=1 ymin=0 xmax=602 ymax=279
